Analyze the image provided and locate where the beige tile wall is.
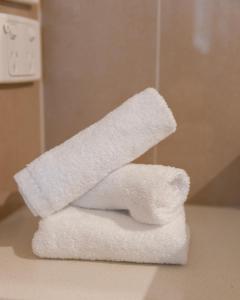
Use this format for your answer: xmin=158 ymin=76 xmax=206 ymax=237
xmin=157 ymin=0 xmax=240 ymax=205
xmin=0 ymin=1 xmax=42 ymax=220
xmin=42 ymin=0 xmax=240 ymax=206
xmin=42 ymin=0 xmax=158 ymax=163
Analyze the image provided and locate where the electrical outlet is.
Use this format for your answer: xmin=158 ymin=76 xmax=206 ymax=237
xmin=0 ymin=13 xmax=41 ymax=83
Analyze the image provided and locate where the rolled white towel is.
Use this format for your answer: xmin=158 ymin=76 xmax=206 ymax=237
xmin=14 ymin=88 xmax=176 ymax=218
xmin=73 ymin=164 xmax=190 ymax=225
xmin=32 ymin=206 xmax=189 ymax=265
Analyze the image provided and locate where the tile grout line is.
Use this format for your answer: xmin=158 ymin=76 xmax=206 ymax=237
xmin=38 ymin=2 xmax=45 ymax=153
xmin=153 ymin=0 xmax=161 ymax=164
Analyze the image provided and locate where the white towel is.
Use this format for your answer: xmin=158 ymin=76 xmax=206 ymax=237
xmin=32 ymin=206 xmax=189 ymax=264
xmin=73 ymin=164 xmax=190 ymax=225
xmin=14 ymin=88 xmax=177 ymax=218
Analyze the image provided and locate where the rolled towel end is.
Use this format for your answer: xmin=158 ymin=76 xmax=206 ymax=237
xmin=129 ymin=166 xmax=190 ymax=225
xmin=144 ymin=87 xmax=177 ymax=134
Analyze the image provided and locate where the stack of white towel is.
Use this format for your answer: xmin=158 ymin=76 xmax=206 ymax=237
xmin=14 ymin=88 xmax=190 ymax=265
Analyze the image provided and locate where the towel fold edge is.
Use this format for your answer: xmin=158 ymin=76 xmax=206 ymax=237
xmin=14 ymin=168 xmax=48 ymax=217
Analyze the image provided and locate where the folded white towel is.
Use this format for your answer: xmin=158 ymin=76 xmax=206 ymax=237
xmin=32 ymin=206 xmax=189 ymax=264
xmin=14 ymin=88 xmax=177 ymax=218
xmin=73 ymin=164 xmax=190 ymax=225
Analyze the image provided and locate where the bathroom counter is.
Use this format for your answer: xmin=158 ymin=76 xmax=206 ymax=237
xmin=0 ymin=205 xmax=239 ymax=300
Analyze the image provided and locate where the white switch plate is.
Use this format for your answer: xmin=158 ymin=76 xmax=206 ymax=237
xmin=0 ymin=13 xmax=41 ymax=83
